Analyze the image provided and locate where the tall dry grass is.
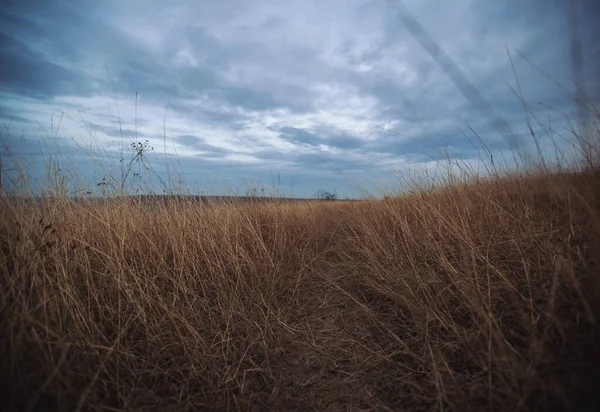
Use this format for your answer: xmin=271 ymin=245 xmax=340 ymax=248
xmin=2 ymin=91 xmax=600 ymax=410
xmin=1 ymin=161 xmax=600 ymax=411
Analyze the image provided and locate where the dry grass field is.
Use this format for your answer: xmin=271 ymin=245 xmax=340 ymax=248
xmin=3 ymin=0 xmax=600 ymax=409
xmin=1 ymin=158 xmax=600 ymax=410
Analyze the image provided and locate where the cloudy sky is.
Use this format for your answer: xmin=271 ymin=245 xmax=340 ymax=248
xmin=1 ymin=0 xmax=599 ymax=197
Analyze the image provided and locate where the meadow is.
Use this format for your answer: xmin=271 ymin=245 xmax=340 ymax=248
xmin=2 ymin=128 xmax=600 ymax=411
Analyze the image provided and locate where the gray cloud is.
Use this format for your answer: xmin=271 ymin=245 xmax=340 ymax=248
xmin=1 ymin=0 xmax=598 ymax=198
xmin=0 ymin=29 xmax=88 ymax=99
xmin=278 ymin=127 xmax=322 ymax=147
xmin=174 ymin=135 xmax=233 ymax=158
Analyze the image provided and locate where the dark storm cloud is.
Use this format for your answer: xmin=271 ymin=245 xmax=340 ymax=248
xmin=0 ymin=27 xmax=89 ymax=99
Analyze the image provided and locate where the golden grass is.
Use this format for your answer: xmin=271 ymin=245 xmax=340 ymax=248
xmin=1 ymin=169 xmax=599 ymax=411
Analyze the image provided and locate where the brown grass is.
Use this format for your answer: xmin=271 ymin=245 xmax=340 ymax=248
xmin=1 ymin=168 xmax=600 ymax=411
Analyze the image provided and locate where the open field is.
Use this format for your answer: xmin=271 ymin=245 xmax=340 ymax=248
xmin=2 ymin=0 xmax=600 ymax=410
xmin=1 ymin=165 xmax=599 ymax=411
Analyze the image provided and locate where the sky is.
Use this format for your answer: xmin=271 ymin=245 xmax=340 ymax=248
xmin=1 ymin=0 xmax=599 ymax=198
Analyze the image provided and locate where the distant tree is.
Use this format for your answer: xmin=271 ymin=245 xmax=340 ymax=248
xmin=316 ymin=189 xmax=337 ymax=201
